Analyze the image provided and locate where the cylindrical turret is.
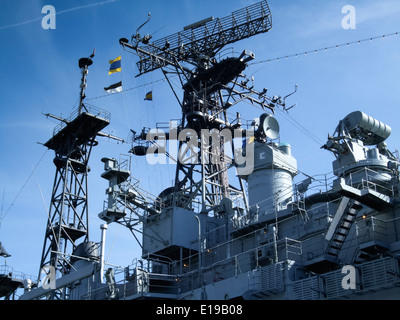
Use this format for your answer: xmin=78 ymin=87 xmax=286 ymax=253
xmin=246 ymin=142 xmax=298 ymax=216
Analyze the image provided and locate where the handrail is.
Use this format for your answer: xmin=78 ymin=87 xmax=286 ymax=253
xmin=0 ymin=264 xmax=37 ymax=282
xmin=344 ymin=166 xmax=394 ymax=195
xmin=53 ymin=105 xmax=111 ymax=136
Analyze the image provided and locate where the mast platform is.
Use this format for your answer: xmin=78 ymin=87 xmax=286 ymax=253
xmin=0 ymin=265 xmax=25 ymax=299
xmin=44 ymin=106 xmax=110 ymax=155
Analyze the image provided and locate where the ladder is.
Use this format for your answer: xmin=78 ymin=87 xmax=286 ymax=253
xmin=325 ymin=198 xmax=363 ymax=260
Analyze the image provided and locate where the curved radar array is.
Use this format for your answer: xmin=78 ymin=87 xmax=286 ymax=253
xmin=324 ymin=111 xmax=392 ymax=153
xmin=342 ymin=111 xmax=391 ymax=146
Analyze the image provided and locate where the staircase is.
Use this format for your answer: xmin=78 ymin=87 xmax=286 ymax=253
xmin=325 ymin=198 xmax=363 ymax=260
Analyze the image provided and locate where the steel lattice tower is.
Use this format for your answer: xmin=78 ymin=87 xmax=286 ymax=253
xmin=38 ymin=53 xmax=110 ymax=299
xmin=121 ymin=1 xmax=279 ymax=213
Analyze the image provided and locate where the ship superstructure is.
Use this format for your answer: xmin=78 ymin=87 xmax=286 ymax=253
xmin=0 ymin=242 xmax=34 ymax=300
xmin=16 ymin=1 xmax=400 ymax=301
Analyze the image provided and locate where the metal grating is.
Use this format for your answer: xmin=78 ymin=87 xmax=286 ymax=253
xmin=290 ymin=257 xmax=400 ymax=300
xmin=289 ymin=276 xmax=321 ymax=300
xmin=324 ymin=268 xmax=358 ymax=299
xmin=260 ymin=262 xmax=285 ymax=293
xmin=361 ymin=257 xmax=398 ymax=290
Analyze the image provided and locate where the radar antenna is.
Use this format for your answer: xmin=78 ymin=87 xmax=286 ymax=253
xmin=114 ymin=1 xmax=287 ymax=232
xmin=120 ymin=1 xmax=272 ymax=75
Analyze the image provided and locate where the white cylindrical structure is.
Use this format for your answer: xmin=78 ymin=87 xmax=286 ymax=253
xmin=248 ymin=169 xmax=294 ymax=214
xmin=246 ymin=142 xmax=298 ymax=217
xmin=100 ymin=223 xmax=108 ymax=283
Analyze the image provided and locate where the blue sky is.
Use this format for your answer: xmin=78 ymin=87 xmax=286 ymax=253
xmin=0 ymin=0 xmax=399 ymax=288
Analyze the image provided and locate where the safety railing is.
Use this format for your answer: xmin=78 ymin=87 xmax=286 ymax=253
xmin=355 ymin=215 xmax=400 ymax=245
xmin=53 ymin=105 xmax=111 ymax=136
xmin=0 ymin=264 xmax=36 ymax=283
xmin=344 ymin=167 xmax=395 ymax=196
xmin=80 ymin=232 xmax=302 ymax=299
xmin=288 ymin=257 xmax=400 ymax=300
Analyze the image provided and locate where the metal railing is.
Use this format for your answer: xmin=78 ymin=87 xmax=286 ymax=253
xmin=0 ymin=264 xmax=36 ymax=283
xmin=344 ymin=167 xmax=395 ymax=196
xmin=53 ymin=105 xmax=111 ymax=136
xmin=355 ymin=215 xmax=400 ymax=245
xmin=80 ymin=232 xmax=302 ymax=299
xmin=288 ymin=257 xmax=400 ymax=300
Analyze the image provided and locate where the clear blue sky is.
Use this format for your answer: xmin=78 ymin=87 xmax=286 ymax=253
xmin=0 ymin=0 xmax=399 ymax=288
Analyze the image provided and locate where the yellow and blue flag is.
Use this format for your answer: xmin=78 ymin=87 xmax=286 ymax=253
xmin=144 ymin=91 xmax=153 ymax=101
xmin=108 ymin=56 xmax=121 ymax=75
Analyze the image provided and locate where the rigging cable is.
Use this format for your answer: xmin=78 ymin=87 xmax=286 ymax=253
xmin=2 ymin=148 xmax=49 ymax=220
xmin=85 ymin=32 xmax=399 ymax=103
xmin=86 ymin=77 xmax=167 ymax=101
xmin=276 ymin=108 xmax=325 ymax=146
xmin=250 ymin=31 xmax=399 ymax=65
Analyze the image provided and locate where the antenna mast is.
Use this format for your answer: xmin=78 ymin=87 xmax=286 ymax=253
xmin=38 ymin=52 xmax=110 ymax=299
xmin=119 ymin=1 xmax=282 ymax=218
xmin=120 ymin=1 xmax=280 ymax=214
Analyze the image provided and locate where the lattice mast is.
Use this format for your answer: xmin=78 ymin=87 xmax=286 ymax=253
xmin=38 ymin=51 xmax=110 ymax=299
xmin=120 ymin=1 xmax=283 ymax=213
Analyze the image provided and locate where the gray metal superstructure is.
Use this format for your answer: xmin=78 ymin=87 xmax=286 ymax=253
xmin=22 ymin=109 xmax=400 ymax=300
xmin=15 ymin=1 xmax=400 ymax=301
